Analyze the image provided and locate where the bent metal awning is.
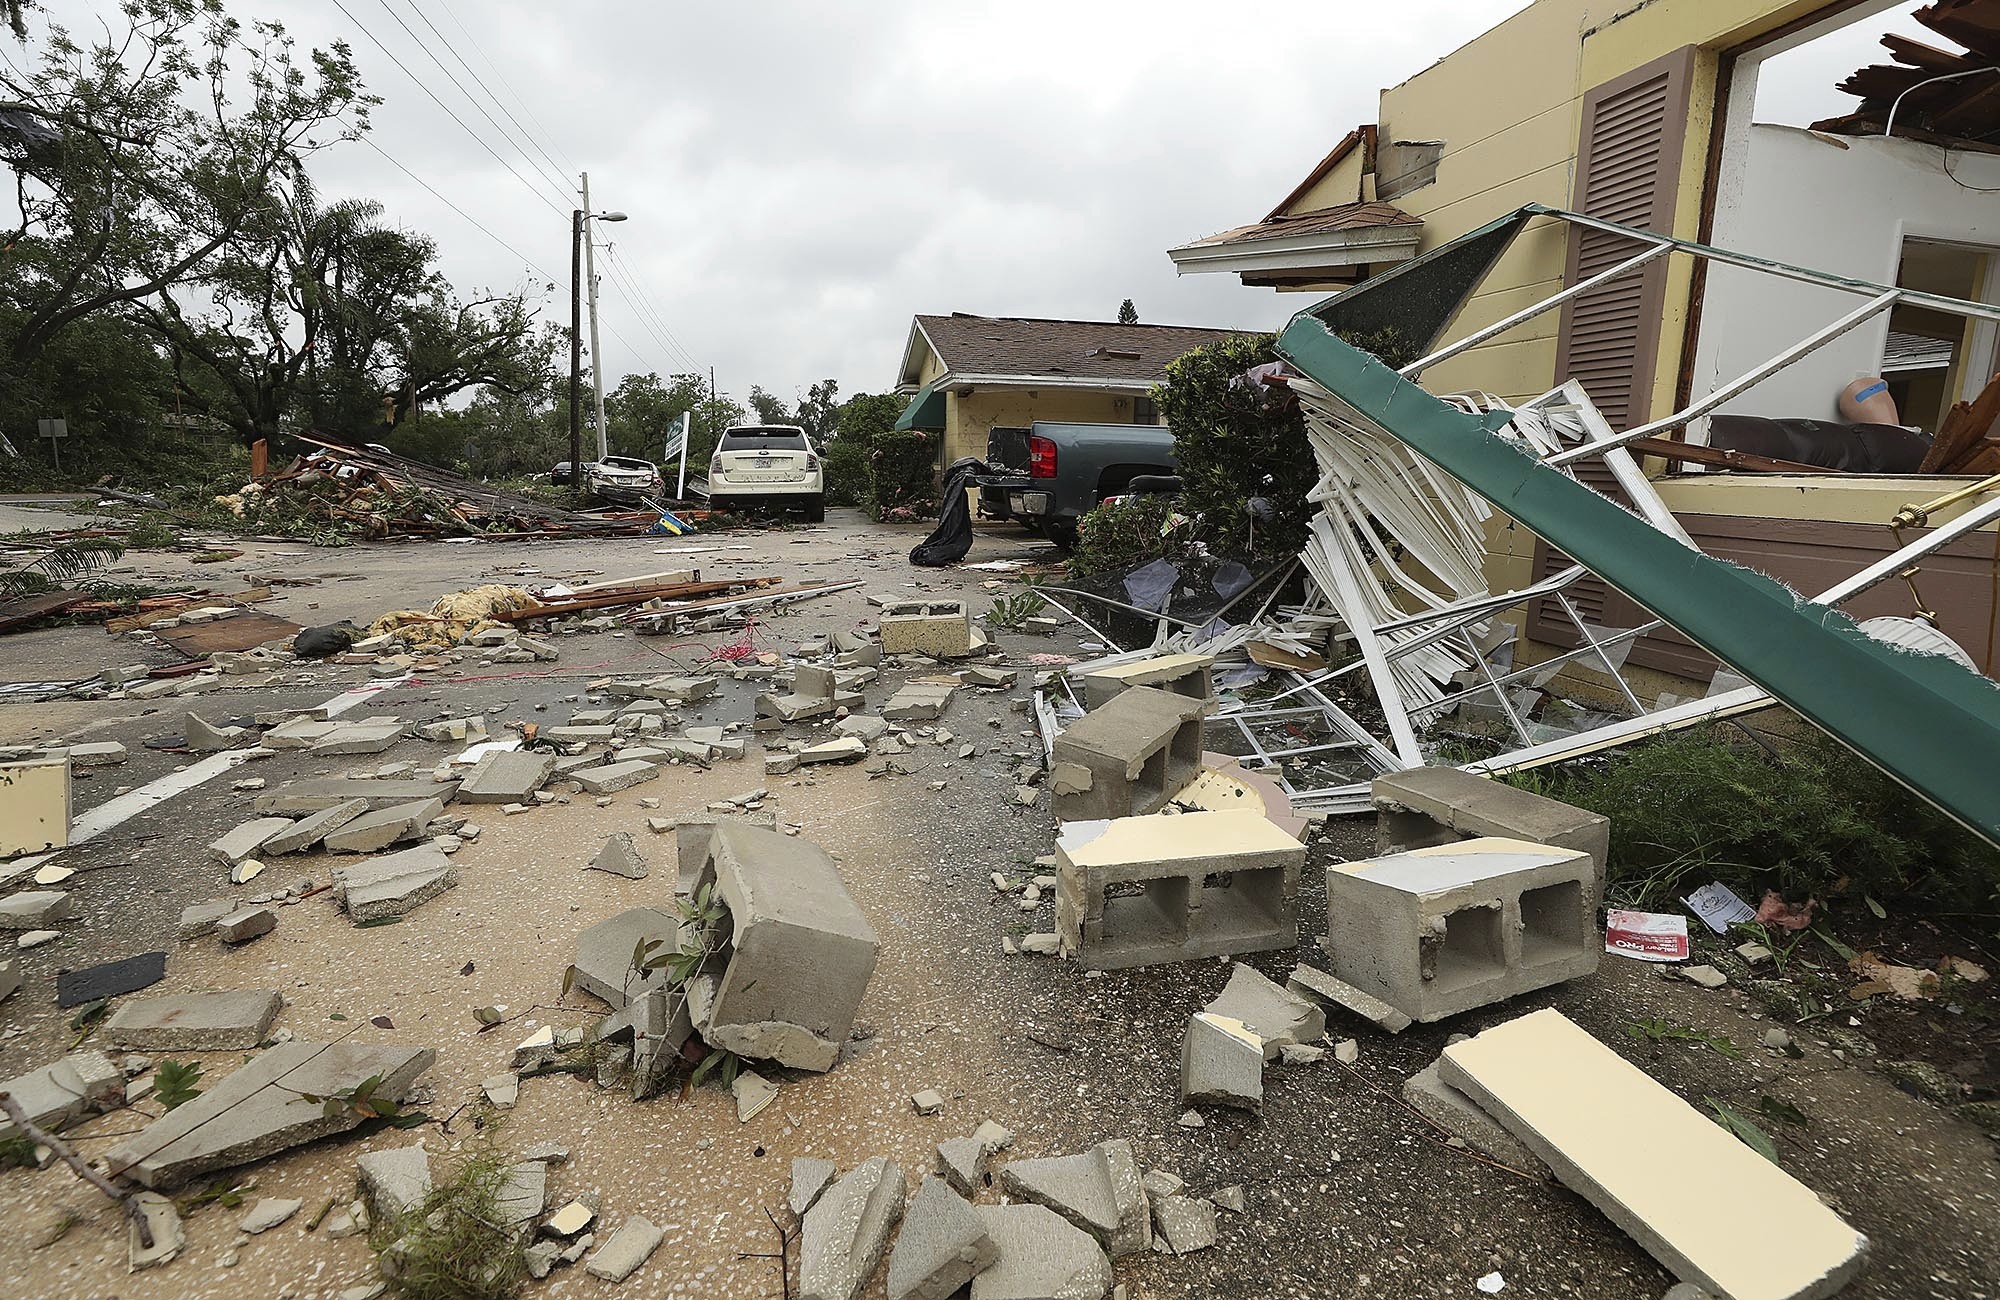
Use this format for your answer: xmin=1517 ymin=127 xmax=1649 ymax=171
xmin=894 ymin=381 xmax=946 ymax=432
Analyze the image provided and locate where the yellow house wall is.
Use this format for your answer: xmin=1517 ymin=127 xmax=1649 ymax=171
xmin=1285 ymin=149 xmax=1367 ymax=216
xmin=941 ymin=387 xmax=1151 ymax=468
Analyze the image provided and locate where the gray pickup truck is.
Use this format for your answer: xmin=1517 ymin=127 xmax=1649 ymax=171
xmin=977 ymin=421 xmax=1179 ymax=547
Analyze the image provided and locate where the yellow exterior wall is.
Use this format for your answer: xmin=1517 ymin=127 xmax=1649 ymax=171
xmin=941 ymin=388 xmax=1150 ymax=468
xmin=1285 ymin=149 xmax=1367 ymax=216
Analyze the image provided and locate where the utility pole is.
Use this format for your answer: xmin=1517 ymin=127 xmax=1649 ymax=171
xmin=583 ymin=172 xmax=610 ymax=463
xmin=568 ymin=205 xmax=582 ymax=491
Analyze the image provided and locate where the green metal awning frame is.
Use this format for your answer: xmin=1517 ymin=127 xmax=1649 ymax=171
xmin=894 ymin=381 xmax=947 ymax=432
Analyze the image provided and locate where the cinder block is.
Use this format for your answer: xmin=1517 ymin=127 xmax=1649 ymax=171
xmin=688 ymin=824 xmax=879 ymax=1072
xmin=1055 ymin=810 xmax=1303 ymax=970
xmin=0 ymin=758 xmax=70 ymax=858
xmin=880 ymin=601 xmax=971 ymax=658
xmin=1322 ymin=837 xmax=1599 ymax=1023
xmin=1050 ymin=686 xmax=1206 ymax=823
xmin=1371 ymin=767 xmax=1610 ymax=880
xmin=1080 ymin=653 xmax=1215 ymax=713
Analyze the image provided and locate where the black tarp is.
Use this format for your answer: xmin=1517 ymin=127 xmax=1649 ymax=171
xmin=910 ymin=458 xmax=994 ymax=567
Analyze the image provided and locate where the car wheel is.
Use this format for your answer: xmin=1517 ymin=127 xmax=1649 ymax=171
xmin=800 ymin=494 xmax=824 ymax=524
xmin=1043 ymin=518 xmax=1077 ymax=552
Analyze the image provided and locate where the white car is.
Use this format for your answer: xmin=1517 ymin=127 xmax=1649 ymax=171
xmin=706 ymin=425 xmax=824 ymax=521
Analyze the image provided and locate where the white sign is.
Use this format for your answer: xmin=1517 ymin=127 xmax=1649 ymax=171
xmin=37 ymin=417 xmax=68 ymax=439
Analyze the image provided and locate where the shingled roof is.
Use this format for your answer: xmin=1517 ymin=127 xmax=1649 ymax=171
xmin=1186 ymin=200 xmax=1422 ymax=251
xmin=903 ymin=313 xmax=1254 ymax=388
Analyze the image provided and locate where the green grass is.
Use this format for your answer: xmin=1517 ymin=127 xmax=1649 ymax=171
xmin=369 ymin=1146 xmax=530 ymax=1300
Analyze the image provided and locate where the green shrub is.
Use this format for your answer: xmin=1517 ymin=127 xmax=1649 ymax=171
xmin=1067 ymin=494 xmax=1200 ymax=585
xmin=1507 ymin=725 xmax=2000 ymax=914
xmin=868 ymin=429 xmax=936 ymax=516
xmin=822 ymin=437 xmax=869 ymax=507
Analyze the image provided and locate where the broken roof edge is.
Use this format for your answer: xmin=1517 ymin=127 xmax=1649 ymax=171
xmin=1273 ymin=311 xmax=2000 ymax=848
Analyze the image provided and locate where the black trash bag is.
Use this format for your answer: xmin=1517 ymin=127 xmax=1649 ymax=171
xmin=293 ymin=621 xmax=362 ymax=659
xmin=910 ymin=457 xmax=994 ymax=567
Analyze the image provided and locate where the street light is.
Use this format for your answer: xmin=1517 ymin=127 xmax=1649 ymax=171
xmin=568 ymin=179 xmax=629 ymax=492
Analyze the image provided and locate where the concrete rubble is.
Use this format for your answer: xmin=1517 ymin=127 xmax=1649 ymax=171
xmin=183 ymin=711 xmax=248 ymax=751
xmin=321 ymin=796 xmax=444 ymax=853
xmin=585 ymin=1214 xmax=665 ymax=1282
xmin=104 ymin=989 xmax=282 ymax=1051
xmin=686 ymin=823 xmax=879 ymax=1072
xmin=262 ymin=798 xmax=368 ymax=855
xmin=330 ymin=843 xmax=457 ymax=922
xmin=1372 ymin=766 xmax=1611 ymax=878
xmin=0 ymin=889 xmax=73 ymax=929
xmin=457 ymin=750 xmax=556 ymax=803
xmin=209 ymin=818 xmax=293 ymax=867
xmin=880 ymin=600 xmax=972 ymax=658
xmin=589 ymin=831 xmax=649 ymax=879
xmin=1285 ymin=963 xmax=1413 ymax=1034
xmin=1149 ymin=1194 xmax=1218 ymax=1256
xmin=800 ymin=1156 xmax=907 ymax=1300
xmin=1179 ymin=1012 xmax=1263 ymax=1112
xmin=129 ymin=1191 xmax=186 ymax=1270
xmin=971 ymin=1203 xmax=1111 ymax=1300
xmin=791 ymin=1156 xmax=839 ymax=1219
xmin=886 ymin=1175 xmax=998 ymax=1300
xmin=1401 ymin=1060 xmax=1549 ymax=1175
xmin=996 ymin=1139 xmax=1150 ymax=1257
xmin=357 ymin=1143 xmax=433 ymax=1221
xmin=105 ymin=1042 xmax=435 ymax=1187
xmin=217 ymin=905 xmax=277 ymax=943
xmin=1050 ymin=685 xmax=1205 ymax=822
xmin=1201 ymin=963 xmax=1325 ymax=1059
xmin=0 ymin=1049 xmax=124 ymax=1140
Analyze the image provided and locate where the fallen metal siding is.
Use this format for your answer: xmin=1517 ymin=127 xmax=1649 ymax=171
xmin=1274 ymin=312 xmax=2000 ymax=845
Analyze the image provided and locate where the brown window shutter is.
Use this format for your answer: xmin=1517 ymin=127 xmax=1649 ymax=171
xmin=1530 ymin=47 xmax=1698 ymax=659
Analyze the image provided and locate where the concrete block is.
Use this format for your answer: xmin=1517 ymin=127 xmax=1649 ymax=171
xmin=887 ymin=1175 xmax=998 ymax=1300
xmin=1285 ymin=963 xmax=1413 ymax=1034
xmin=585 ymin=1214 xmax=665 ymax=1281
xmin=835 ymin=715 xmax=890 ymax=742
xmin=1401 ymin=1061 xmax=1549 ymax=1175
xmin=184 ymin=711 xmax=249 ymax=751
xmin=1178 ymin=1012 xmax=1263 ymax=1112
xmin=1202 ymin=963 xmax=1324 ymax=1059
xmin=217 ymin=906 xmax=276 ymax=944
xmin=936 ymin=1136 xmax=985 ymax=1195
xmin=1080 ymin=653 xmax=1215 ymax=713
xmin=1150 ymin=1194 xmax=1217 ymax=1255
xmin=690 ymin=824 xmax=879 ymax=1073
xmin=1372 ymin=766 xmax=1610 ymax=880
xmin=662 ymin=812 xmax=779 ymax=894
xmin=573 ymin=759 xmax=660 ymax=794
xmin=0 ymin=758 xmax=69 ymax=857
xmin=0 ymin=1050 xmax=123 ymax=1140
xmin=800 ymin=1155 xmax=906 ymax=1300
xmin=995 ymin=1140 xmax=1149 ymax=1258
xmin=254 ymin=778 xmax=459 ymax=813
xmin=357 ymin=1143 xmax=433 ymax=1221
xmin=643 ymin=675 xmax=718 ymax=703
xmin=881 ymin=601 xmax=972 ymax=658
xmin=570 ymin=907 xmax=681 ymax=1008
xmin=307 ymin=719 xmax=407 ymax=755
xmin=883 ymin=683 xmax=958 ymax=722
xmin=67 ymin=741 xmax=128 ymax=766
xmin=544 ymin=725 xmax=616 ymax=744
xmin=588 ymin=832 xmax=649 ymax=879
xmin=458 ymin=751 xmax=556 ymax=803
xmin=0 ymin=889 xmax=73 ymax=929
xmin=1055 ymin=810 xmax=1303 ymax=970
xmin=1323 ymin=837 xmax=1599 ymax=1023
xmin=799 ymin=736 xmax=867 ymax=765
xmin=970 ymin=1204 xmax=1111 ymax=1300
xmin=321 ymin=797 xmax=443 ymax=853
xmin=791 ymin=1157 xmax=839 ymax=1219
xmin=415 ymin=715 xmax=488 ymax=743
xmin=105 ymin=990 xmax=282 ymax=1051
xmin=262 ymin=799 xmax=368 ymax=855
xmin=330 ymin=844 xmax=456 ymax=922
xmin=1050 ymin=686 xmax=1205 ymax=822
xmin=209 ymin=817 xmax=293 ymax=866
xmin=104 ymin=1042 xmax=435 ymax=1188
xmin=1440 ymin=1009 xmax=1867 ymax=1300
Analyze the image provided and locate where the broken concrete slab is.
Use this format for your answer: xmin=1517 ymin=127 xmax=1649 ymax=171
xmin=0 ymin=958 xmax=16 ymax=1004
xmin=1285 ymin=963 xmax=1413 ymax=1034
xmin=129 ymin=1191 xmax=185 ymax=1271
xmin=800 ymin=1155 xmax=907 ymax=1300
xmin=358 ymin=1144 xmax=433 ymax=1222
xmin=970 ymin=1203 xmax=1111 ymax=1300
xmin=887 ymin=1175 xmax=998 ymax=1300
xmin=734 ymin=1068 xmax=779 ymax=1122
xmin=262 ymin=799 xmax=369 ymax=856
xmin=1080 ymin=653 xmax=1214 ymax=713
xmin=791 ymin=1157 xmax=839 ymax=1219
xmin=799 ymin=736 xmax=868 ymax=765
xmin=936 ymin=1137 xmax=985 ymax=1195
xmin=263 ymin=717 xmax=341 ymax=749
xmin=184 ymin=712 xmax=249 ymax=751
xmin=254 ymin=777 xmax=460 ymax=813
xmin=105 ymin=1041 xmax=435 ymax=1188
xmin=67 ymin=741 xmax=128 ymax=766
xmin=573 ymin=759 xmax=660 ymax=794
xmin=105 ymin=989 xmax=282 ymax=1052
xmin=690 ymin=824 xmax=880 ymax=1073
xmin=457 ymin=750 xmax=556 ymax=804
xmin=996 ymin=1140 xmax=1149 ymax=1258
xmin=494 ymin=1158 xmax=549 ymax=1237
xmin=1402 ymin=1061 xmax=1549 ymax=1176
xmin=588 ymin=832 xmax=649 ymax=879
xmin=209 ymin=818 xmax=293 ymax=867
xmin=1324 ymin=837 xmax=1600 ymax=1023
xmin=321 ymin=797 xmax=444 ymax=853
xmin=0 ymin=889 xmax=73 ymax=929
xmin=1440 ymin=1009 xmax=1867 ymax=1300
xmin=482 ymin=1073 xmax=519 ymax=1109
xmin=1055 ymin=810 xmax=1304 ymax=970
xmin=571 ymin=907 xmax=680 ymax=1009
xmin=415 ymin=716 xmax=488 ymax=743
xmin=238 ymin=1196 xmax=303 ymax=1234
xmin=643 ymin=675 xmax=718 ymax=703
xmin=1179 ymin=1013 xmax=1263 ymax=1112
xmin=585 ymin=1214 xmax=665 ymax=1282
xmin=217 ymin=906 xmax=276 ymax=944
xmin=0 ymin=1050 xmax=123 ymax=1140
xmin=882 ymin=682 xmax=957 ymax=722
xmin=307 ymin=719 xmax=408 ymax=755
xmin=1150 ymin=1194 xmax=1217 ymax=1255
xmin=1372 ymin=766 xmax=1611 ymax=879
xmin=1203 ymin=963 xmax=1325 ymax=1060
xmin=330 ymin=844 xmax=456 ymax=922
xmin=834 ymin=715 xmax=890 ymax=743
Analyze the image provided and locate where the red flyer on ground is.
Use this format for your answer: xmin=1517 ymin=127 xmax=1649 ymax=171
xmin=1604 ymin=909 xmax=1690 ymax=962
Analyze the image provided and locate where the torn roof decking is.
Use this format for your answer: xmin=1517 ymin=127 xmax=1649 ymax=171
xmin=1273 ymin=312 xmax=2000 ymax=847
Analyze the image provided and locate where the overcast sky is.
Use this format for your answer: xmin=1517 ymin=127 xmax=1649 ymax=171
xmin=20 ymin=0 xmax=1920 ymax=409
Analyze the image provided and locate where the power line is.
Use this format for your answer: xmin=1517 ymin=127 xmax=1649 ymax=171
xmin=329 ymin=0 xmax=570 ymax=221
xmin=360 ymin=137 xmax=558 ymax=289
xmin=433 ymin=0 xmax=583 ymax=178
xmin=603 ymin=244 xmax=701 ymax=372
xmin=598 ymin=253 xmax=697 ymax=374
xmin=400 ymin=0 xmax=577 ymax=200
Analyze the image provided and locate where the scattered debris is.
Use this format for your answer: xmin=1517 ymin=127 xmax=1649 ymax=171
xmin=103 ymin=989 xmax=282 ymax=1051
xmin=886 ymin=1175 xmax=998 ymax=1300
xmin=800 ymin=1156 xmax=907 ymax=1300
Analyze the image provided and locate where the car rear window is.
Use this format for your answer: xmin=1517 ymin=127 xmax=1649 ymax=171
xmin=721 ymin=428 xmax=809 ymax=451
xmin=599 ymin=457 xmax=653 ymax=472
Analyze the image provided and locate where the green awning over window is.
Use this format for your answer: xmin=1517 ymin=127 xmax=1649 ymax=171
xmin=895 ymin=381 xmax=946 ymax=432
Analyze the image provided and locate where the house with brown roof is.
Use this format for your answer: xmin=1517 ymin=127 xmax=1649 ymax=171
xmin=893 ymin=313 xmax=1253 ymax=470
